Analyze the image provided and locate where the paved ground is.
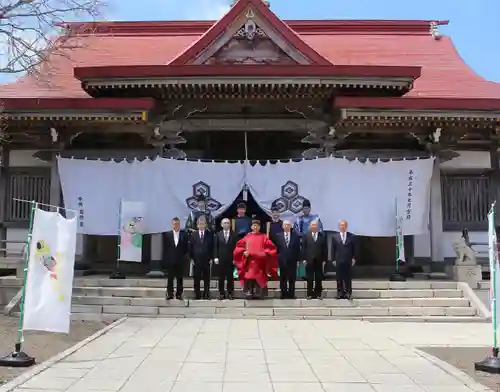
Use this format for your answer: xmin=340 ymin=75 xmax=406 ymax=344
xmin=420 ymin=346 xmax=499 ymax=392
xmin=0 ymin=316 xmax=106 ymax=386
xmin=4 ymin=318 xmax=498 ymax=392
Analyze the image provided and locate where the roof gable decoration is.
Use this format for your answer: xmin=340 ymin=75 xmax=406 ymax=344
xmin=169 ymin=0 xmax=331 ymax=67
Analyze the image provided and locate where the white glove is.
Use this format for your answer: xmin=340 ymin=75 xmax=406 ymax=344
xmin=214 ymin=258 xmax=219 ymax=264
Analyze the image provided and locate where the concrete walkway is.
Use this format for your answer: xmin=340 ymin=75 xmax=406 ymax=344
xmin=6 ymin=318 xmax=495 ymax=392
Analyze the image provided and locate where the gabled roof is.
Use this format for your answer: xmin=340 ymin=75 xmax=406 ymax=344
xmin=168 ymin=0 xmax=331 ymax=66
xmin=0 ymin=19 xmax=499 ymax=104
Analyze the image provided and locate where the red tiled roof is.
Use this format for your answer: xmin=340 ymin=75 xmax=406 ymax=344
xmin=1 ymin=20 xmax=499 ymax=100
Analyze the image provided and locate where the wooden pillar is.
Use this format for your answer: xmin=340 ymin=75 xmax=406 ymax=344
xmin=0 ymin=147 xmax=9 ymax=256
xmin=429 ymin=158 xmax=444 ymax=262
xmin=49 ymin=152 xmax=61 ymax=208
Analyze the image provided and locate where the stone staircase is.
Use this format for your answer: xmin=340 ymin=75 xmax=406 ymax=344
xmin=66 ymin=278 xmax=488 ymax=322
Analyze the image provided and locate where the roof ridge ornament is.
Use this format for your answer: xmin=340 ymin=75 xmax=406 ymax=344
xmin=429 ymin=21 xmax=442 ymax=40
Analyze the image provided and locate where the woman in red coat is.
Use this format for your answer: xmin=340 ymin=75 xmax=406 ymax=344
xmin=233 ymin=218 xmax=278 ymax=299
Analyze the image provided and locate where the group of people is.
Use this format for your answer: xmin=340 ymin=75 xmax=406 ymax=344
xmin=163 ymin=194 xmax=357 ymax=301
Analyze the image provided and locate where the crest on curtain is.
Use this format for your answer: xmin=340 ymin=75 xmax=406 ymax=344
xmin=185 ymin=181 xmax=222 ymax=211
xmin=273 ymin=181 xmax=307 ymax=214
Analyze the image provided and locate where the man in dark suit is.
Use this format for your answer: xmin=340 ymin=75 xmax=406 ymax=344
xmin=163 ymin=217 xmax=188 ymax=300
xmin=188 ymin=216 xmax=214 ymax=299
xmin=274 ymin=220 xmax=301 ymax=299
xmin=301 ymin=220 xmax=328 ymax=299
xmin=332 ymin=219 xmax=357 ymax=300
xmin=213 ymin=218 xmax=238 ymax=300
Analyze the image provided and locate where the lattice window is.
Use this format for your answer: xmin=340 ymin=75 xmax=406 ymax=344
xmin=441 ymin=173 xmax=491 ymax=231
xmin=6 ymin=168 xmax=51 ymax=223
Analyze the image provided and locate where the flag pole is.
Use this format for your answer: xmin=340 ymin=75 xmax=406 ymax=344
xmin=390 ymin=198 xmax=406 ymax=282
xmin=110 ymin=198 xmax=126 ymax=279
xmin=0 ymin=200 xmax=37 ymax=367
xmin=475 ymin=200 xmax=500 ymax=373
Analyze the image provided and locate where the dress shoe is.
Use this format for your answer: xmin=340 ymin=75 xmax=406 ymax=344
xmin=195 ymin=294 xmax=202 ymax=300
xmin=306 ymin=296 xmax=313 ymax=300
xmin=280 ymin=293 xmax=287 ymax=300
xmin=347 ymin=293 xmax=353 ymax=301
xmin=166 ymin=295 xmax=174 ymax=300
xmin=227 ymin=294 xmax=234 ymax=300
xmin=217 ymin=294 xmax=225 ymax=300
xmin=203 ymin=293 xmax=211 ymax=300
xmin=175 ymin=295 xmax=183 ymax=300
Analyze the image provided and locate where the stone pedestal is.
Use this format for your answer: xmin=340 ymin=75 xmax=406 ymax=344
xmin=452 ymin=264 xmax=482 ymax=288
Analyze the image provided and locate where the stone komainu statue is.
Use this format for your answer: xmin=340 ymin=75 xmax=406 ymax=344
xmin=452 ymin=237 xmax=477 ymax=266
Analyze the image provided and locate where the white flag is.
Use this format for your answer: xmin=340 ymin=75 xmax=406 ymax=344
xmin=396 ymin=200 xmax=406 ymax=263
xmin=119 ymin=200 xmax=145 ymax=262
xmin=488 ymin=207 xmax=500 ymax=332
xmin=23 ymin=209 xmax=77 ymax=333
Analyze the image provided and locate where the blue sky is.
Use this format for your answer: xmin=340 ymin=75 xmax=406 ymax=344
xmin=2 ymin=0 xmax=499 ymax=83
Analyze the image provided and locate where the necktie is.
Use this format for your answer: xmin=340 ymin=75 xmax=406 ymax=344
xmin=285 ymin=233 xmax=289 ymax=246
xmin=313 ymin=233 xmax=317 ymax=242
xmin=200 ymin=231 xmax=204 ymax=240
xmin=342 ymin=233 xmax=345 ymax=244
xmin=225 ymin=232 xmax=229 ymax=243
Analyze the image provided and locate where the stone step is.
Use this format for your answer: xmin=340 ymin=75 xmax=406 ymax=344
xmin=72 ymin=296 xmax=471 ymax=308
xmin=71 ymin=286 xmax=464 ymax=299
xmin=69 ymin=304 xmax=477 ymax=318
xmin=12 ymin=313 xmax=490 ymax=323
xmin=10 ymin=312 xmax=487 ymax=323
xmin=71 ymin=278 xmax=458 ymax=290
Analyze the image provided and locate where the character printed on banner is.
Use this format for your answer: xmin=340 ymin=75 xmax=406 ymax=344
xmin=34 ymin=240 xmax=65 ymax=301
xmin=231 ymin=201 xmax=252 ymax=238
xmin=293 ymin=199 xmax=323 ymax=235
xmin=186 ymin=194 xmax=214 ymax=232
xmin=121 ymin=216 xmax=144 ymax=249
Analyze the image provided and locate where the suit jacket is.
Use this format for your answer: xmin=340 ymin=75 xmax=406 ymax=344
xmin=331 ymin=231 xmax=357 ymax=265
xmin=189 ymin=230 xmax=214 ymax=264
xmin=163 ymin=230 xmax=188 ymax=264
xmin=301 ymin=231 xmax=328 ymax=264
xmin=213 ymin=230 xmax=238 ymax=264
xmin=275 ymin=231 xmax=301 ymax=265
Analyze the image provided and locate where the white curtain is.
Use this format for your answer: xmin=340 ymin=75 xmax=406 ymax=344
xmin=319 ymin=157 xmax=434 ymax=236
xmin=245 ymin=157 xmax=433 ymax=236
xmin=245 ymin=159 xmax=328 ymax=221
xmin=58 ymin=157 xmax=245 ymax=235
xmin=59 ymin=156 xmax=432 ymax=237
xmin=164 ymin=159 xmax=245 ymax=222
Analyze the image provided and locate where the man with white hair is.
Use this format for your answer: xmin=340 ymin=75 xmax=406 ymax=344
xmin=274 ymin=219 xmax=301 ymax=299
xmin=213 ymin=218 xmax=238 ymax=300
xmin=302 ymin=220 xmax=328 ymax=299
xmin=332 ymin=219 xmax=357 ymax=300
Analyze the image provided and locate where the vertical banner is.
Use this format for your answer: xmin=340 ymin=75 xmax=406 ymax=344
xmin=119 ymin=200 xmax=145 ymax=262
xmin=396 ymin=199 xmax=406 ymax=264
xmin=488 ymin=204 xmax=500 ymax=345
xmin=23 ymin=209 xmax=77 ymax=333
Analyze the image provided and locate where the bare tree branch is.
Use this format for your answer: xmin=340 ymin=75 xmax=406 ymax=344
xmin=0 ymin=0 xmax=105 ymax=75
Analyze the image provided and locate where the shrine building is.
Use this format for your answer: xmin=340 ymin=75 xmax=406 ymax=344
xmin=0 ymin=0 xmax=499 ymax=275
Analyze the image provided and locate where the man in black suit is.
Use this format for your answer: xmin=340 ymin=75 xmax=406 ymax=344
xmin=188 ymin=217 xmax=214 ymax=299
xmin=332 ymin=219 xmax=357 ymax=300
xmin=163 ymin=217 xmax=188 ymax=300
xmin=301 ymin=220 xmax=328 ymax=299
xmin=274 ymin=220 xmax=301 ymax=299
xmin=213 ymin=218 xmax=237 ymax=300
